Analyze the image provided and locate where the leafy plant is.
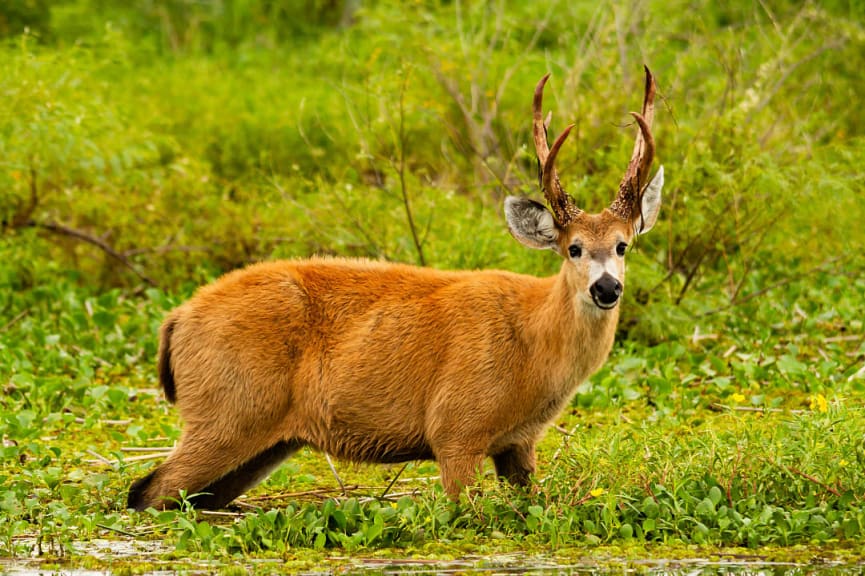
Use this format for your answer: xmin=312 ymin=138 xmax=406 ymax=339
xmin=0 ymin=0 xmax=864 ymax=571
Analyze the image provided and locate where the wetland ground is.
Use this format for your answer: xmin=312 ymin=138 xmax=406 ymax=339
xmin=2 ymin=0 xmax=865 ymax=572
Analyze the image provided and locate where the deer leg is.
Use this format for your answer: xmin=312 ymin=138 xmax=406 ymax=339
xmin=185 ymin=439 xmax=303 ymax=509
xmin=493 ymin=442 xmax=536 ymax=487
xmin=127 ymin=430 xmax=299 ymax=511
xmin=437 ymin=450 xmax=486 ymax=498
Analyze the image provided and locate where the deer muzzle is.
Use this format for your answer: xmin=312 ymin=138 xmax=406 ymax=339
xmin=590 ymin=274 xmax=623 ymax=309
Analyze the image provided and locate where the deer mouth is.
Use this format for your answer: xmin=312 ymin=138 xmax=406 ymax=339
xmin=591 ymin=294 xmax=619 ymax=310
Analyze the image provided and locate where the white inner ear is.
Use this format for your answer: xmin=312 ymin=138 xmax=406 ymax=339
xmin=504 ymin=196 xmax=559 ymax=250
xmin=637 ymin=165 xmax=663 ymax=235
xmin=532 ymin=209 xmax=557 ymax=245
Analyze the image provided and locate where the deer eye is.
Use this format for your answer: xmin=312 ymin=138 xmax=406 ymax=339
xmin=616 ymin=242 xmax=628 ymax=256
xmin=568 ymin=245 xmax=582 ymax=258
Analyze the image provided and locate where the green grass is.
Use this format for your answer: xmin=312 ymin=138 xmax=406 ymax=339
xmin=1 ymin=0 xmax=865 ymax=571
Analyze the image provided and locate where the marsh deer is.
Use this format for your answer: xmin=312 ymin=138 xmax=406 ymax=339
xmin=127 ymin=67 xmax=664 ymax=510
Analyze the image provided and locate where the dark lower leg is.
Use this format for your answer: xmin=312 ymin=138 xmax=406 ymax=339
xmin=189 ymin=440 xmax=301 ymax=509
xmin=128 ymin=436 xmax=296 ymax=511
xmin=493 ymin=443 xmax=536 ymax=486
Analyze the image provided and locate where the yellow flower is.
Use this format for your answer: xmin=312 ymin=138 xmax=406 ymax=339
xmin=840 ymin=459 xmax=849 ymax=467
xmin=809 ymin=394 xmax=828 ymax=413
xmin=590 ymin=488 xmax=606 ymax=498
xmin=730 ymin=393 xmax=746 ymax=404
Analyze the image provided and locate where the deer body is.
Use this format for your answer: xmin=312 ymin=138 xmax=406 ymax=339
xmin=128 ymin=68 xmax=664 ymax=510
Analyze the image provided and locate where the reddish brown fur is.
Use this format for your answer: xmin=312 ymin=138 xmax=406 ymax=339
xmin=127 ymin=230 xmax=635 ymax=509
xmin=127 ymin=69 xmax=660 ymax=511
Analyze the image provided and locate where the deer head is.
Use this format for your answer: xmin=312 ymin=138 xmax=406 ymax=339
xmin=505 ymin=67 xmax=664 ymax=311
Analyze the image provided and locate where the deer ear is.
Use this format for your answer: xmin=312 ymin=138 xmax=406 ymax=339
xmin=635 ymin=165 xmax=663 ymax=235
xmin=505 ymin=196 xmax=559 ymax=250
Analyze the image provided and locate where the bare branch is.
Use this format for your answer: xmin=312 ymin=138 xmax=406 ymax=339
xmin=781 ymin=464 xmax=842 ymax=498
xmin=1 ymin=309 xmax=28 ymax=333
xmin=30 ymin=220 xmax=158 ymax=287
xmin=379 ymin=462 xmax=410 ymax=499
xmin=699 ymin=256 xmax=847 ymax=317
xmin=750 ymin=40 xmax=847 ymax=120
xmin=324 ymin=452 xmax=347 ymax=497
xmin=396 ymin=69 xmax=426 ymax=266
xmin=122 ymin=244 xmax=215 ymax=257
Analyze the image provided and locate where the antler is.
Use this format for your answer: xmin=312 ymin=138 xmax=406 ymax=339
xmin=609 ymin=66 xmax=657 ymax=222
xmin=533 ymin=74 xmax=581 ymax=226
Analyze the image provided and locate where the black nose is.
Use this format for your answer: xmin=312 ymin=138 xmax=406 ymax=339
xmin=590 ymin=274 xmax=623 ymax=307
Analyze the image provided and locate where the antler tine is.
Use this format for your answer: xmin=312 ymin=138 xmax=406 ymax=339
xmin=629 ymin=111 xmax=654 ymax=180
xmin=610 ymin=66 xmax=657 ymax=222
xmin=533 ymin=73 xmax=552 ymax=166
xmin=542 ymin=124 xmax=582 ymax=225
xmin=533 ymin=74 xmax=581 ymax=225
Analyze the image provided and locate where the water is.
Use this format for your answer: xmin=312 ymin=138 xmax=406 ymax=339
xmin=1 ymin=541 xmax=861 ymax=575
xmin=345 ymin=555 xmax=860 ymax=575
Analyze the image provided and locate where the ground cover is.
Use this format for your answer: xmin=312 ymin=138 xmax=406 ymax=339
xmin=1 ymin=0 xmax=864 ymax=572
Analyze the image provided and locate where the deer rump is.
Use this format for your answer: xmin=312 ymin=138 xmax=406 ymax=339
xmin=127 ymin=257 xmax=583 ymax=511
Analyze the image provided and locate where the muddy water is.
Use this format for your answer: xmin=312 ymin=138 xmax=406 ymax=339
xmin=347 ymin=555 xmax=861 ymax=575
xmin=3 ymin=558 xmax=863 ymax=575
xmin=1 ymin=542 xmax=862 ymax=575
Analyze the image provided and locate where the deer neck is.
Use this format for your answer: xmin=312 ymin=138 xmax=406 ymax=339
xmin=524 ymin=261 xmax=620 ymax=387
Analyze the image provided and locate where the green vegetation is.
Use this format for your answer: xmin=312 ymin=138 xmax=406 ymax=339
xmin=1 ymin=0 xmax=864 ymax=571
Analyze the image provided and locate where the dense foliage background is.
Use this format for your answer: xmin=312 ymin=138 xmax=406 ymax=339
xmin=1 ymin=0 xmax=864 ymax=566
xmin=3 ymin=0 xmax=862 ymax=328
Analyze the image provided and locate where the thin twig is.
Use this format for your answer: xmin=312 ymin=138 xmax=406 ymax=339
xmin=710 ymin=403 xmax=804 ymax=414
xmin=750 ymin=40 xmax=847 ymax=119
xmin=825 ymin=335 xmax=863 ymax=343
xmin=612 ymin=3 xmax=630 ymax=88
xmin=70 ymin=345 xmax=112 ymax=367
xmin=395 ymin=68 xmax=426 ymax=267
xmin=653 ymin=184 xmax=747 ymax=295
xmin=395 ymin=475 xmax=439 ymax=483
xmin=373 ymin=490 xmax=419 ymax=500
xmin=571 ymin=482 xmax=602 ymax=507
xmin=29 ymin=220 xmax=157 ymax=286
xmin=500 ymin=493 xmax=528 ymax=523
xmin=96 ymin=523 xmax=140 ymax=538
xmin=544 ymin=421 xmax=581 ymax=477
xmin=86 ymin=449 xmax=112 ymax=465
xmin=324 ymin=453 xmax=347 ymax=496
xmin=784 ymin=465 xmax=841 ymax=497
xmin=123 ymin=244 xmax=215 ymax=257
xmin=75 ymin=417 xmax=131 ymax=426
xmin=380 ymin=463 xmax=410 ymax=499
xmin=359 ymin=490 xmax=420 ymax=504
xmin=122 ymin=452 xmax=171 ymax=462
xmin=691 ymin=326 xmax=718 ymax=344
xmin=700 ymin=256 xmax=847 ymax=317
xmin=199 ymin=510 xmax=246 ymax=518
xmin=722 ymin=345 xmax=738 ymax=358
xmin=1 ymin=309 xmax=28 ymax=333
xmin=727 ymin=209 xmax=787 ymax=303
xmin=10 ymin=162 xmax=40 ymax=228
xmin=243 ymin=485 xmax=364 ymax=502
